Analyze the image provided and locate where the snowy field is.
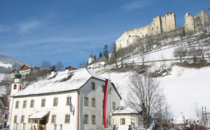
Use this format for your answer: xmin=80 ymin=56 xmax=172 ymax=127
xmin=0 ymin=61 xmax=12 ymax=68
xmin=93 ymin=66 xmax=210 ymax=123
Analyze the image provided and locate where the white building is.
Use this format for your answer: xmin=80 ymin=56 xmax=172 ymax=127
xmin=10 ymin=65 xmax=39 ymax=79
xmin=8 ymin=68 xmax=121 ymax=130
xmin=87 ymin=54 xmax=108 ymax=69
xmin=111 ymin=107 xmax=144 ymax=130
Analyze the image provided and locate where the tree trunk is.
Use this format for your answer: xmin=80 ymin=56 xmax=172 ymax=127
xmin=202 ymin=53 xmax=204 ymax=60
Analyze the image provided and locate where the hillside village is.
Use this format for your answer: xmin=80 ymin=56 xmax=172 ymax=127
xmin=0 ymin=9 xmax=210 ymax=130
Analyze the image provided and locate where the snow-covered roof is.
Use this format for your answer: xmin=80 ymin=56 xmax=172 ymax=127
xmin=113 ymin=107 xmax=140 ymax=115
xmin=13 ymin=68 xmax=106 ymax=97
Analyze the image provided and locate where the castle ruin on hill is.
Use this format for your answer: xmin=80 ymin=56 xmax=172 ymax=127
xmin=115 ymin=10 xmax=210 ymax=52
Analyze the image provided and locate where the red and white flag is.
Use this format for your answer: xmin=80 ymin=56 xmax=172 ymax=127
xmin=103 ymin=79 xmax=110 ymax=128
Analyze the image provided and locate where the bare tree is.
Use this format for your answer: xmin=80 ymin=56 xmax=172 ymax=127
xmin=198 ymin=42 xmax=209 ymax=60
xmin=173 ymin=45 xmax=187 ymax=63
xmin=188 ymin=47 xmax=202 ymax=64
xmin=192 ymin=103 xmax=201 ymax=118
xmin=126 ymin=72 xmax=165 ymax=130
xmin=139 ymin=43 xmax=147 ymax=65
xmin=110 ymin=42 xmax=118 ymax=69
xmin=55 ymin=61 xmax=64 ymax=71
xmin=40 ymin=60 xmax=51 ymax=69
xmin=79 ymin=61 xmax=86 ymax=68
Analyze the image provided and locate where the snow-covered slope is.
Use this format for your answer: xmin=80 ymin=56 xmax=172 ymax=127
xmin=96 ymin=66 xmax=210 ymax=122
xmin=0 ymin=62 xmax=12 ymax=68
xmin=0 ymin=54 xmax=31 ymax=73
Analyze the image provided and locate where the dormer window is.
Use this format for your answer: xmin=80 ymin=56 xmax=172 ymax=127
xmin=14 ymin=84 xmax=17 ymax=89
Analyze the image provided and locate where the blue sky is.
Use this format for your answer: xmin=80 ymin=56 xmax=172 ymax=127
xmin=0 ymin=0 xmax=209 ymax=68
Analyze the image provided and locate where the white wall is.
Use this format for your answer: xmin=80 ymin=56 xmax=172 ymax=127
xmin=112 ymin=114 xmax=143 ymax=130
xmin=79 ymin=78 xmax=121 ymax=130
xmin=9 ymin=91 xmax=78 ymax=130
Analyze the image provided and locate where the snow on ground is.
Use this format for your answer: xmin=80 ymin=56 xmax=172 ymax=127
xmin=0 ymin=62 xmax=12 ymax=68
xmin=0 ymin=73 xmax=5 ymax=81
xmin=95 ymin=66 xmax=210 ymax=123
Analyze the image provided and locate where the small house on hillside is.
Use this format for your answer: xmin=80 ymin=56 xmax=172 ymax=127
xmin=87 ymin=54 xmax=107 ymax=69
xmin=10 ymin=65 xmax=39 ymax=79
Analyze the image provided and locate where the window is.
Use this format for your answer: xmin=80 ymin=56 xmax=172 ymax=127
xmin=152 ymin=28 xmax=153 ymax=30
xmin=21 ymin=115 xmax=25 ymax=123
xmin=102 ymin=85 xmax=104 ymax=93
xmin=91 ymin=98 xmax=96 ymax=107
xmin=84 ymin=115 xmax=88 ymax=124
xmin=66 ymin=97 xmax=71 ymax=106
xmin=54 ymin=124 xmax=57 ymax=130
xmin=23 ymin=101 xmax=27 ymax=108
xmin=121 ymin=118 xmax=125 ymax=125
xmin=52 ymin=115 xmax=56 ymax=123
xmin=53 ymin=98 xmax=58 ymax=106
xmin=84 ymin=97 xmax=89 ymax=106
xmin=41 ymin=99 xmax=45 ymax=107
xmin=110 ymin=87 xmax=112 ymax=94
xmin=91 ymin=82 xmax=95 ymax=90
xmin=112 ymin=102 xmax=116 ymax=110
xmin=30 ymin=100 xmax=34 ymax=108
xmin=14 ymin=84 xmax=17 ymax=89
xmin=15 ymin=101 xmax=19 ymax=109
xmin=33 ymin=120 xmax=38 ymax=123
xmin=92 ymin=115 xmax=96 ymax=124
xmin=14 ymin=116 xmax=17 ymax=123
xmin=60 ymin=124 xmax=62 ymax=130
xmin=65 ymin=115 xmax=70 ymax=123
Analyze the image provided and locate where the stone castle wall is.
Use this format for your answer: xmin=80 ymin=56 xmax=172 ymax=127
xmin=115 ymin=10 xmax=209 ymax=52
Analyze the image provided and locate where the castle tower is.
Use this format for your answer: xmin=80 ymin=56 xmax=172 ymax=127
xmin=184 ymin=12 xmax=195 ymax=33
xmin=10 ymin=71 xmax=22 ymax=96
xmin=165 ymin=12 xmax=176 ymax=32
xmin=88 ymin=54 xmax=94 ymax=64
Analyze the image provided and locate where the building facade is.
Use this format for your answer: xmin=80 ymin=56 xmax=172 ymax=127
xmin=8 ymin=68 xmax=121 ymax=130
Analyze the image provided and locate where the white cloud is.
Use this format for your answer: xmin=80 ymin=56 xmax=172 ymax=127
xmin=121 ymin=1 xmax=149 ymax=11
xmin=18 ymin=20 xmax=41 ymax=34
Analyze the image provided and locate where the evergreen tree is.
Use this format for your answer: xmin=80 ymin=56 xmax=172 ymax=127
xmin=94 ymin=55 xmax=97 ymax=59
xmin=99 ymin=51 xmax=103 ymax=58
xmin=103 ymin=44 xmax=109 ymax=59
